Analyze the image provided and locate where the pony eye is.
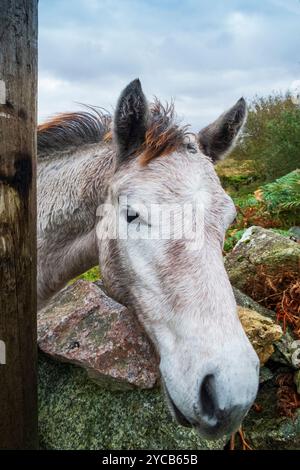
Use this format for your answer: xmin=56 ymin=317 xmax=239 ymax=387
xmin=126 ymin=208 xmax=139 ymax=224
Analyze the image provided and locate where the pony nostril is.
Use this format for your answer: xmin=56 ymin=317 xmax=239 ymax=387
xmin=200 ymin=374 xmax=217 ymax=420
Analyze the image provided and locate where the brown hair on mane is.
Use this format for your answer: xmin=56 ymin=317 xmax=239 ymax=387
xmin=140 ymin=99 xmax=189 ymax=165
xmin=38 ymin=108 xmax=111 ymax=156
xmin=38 ymin=100 xmax=189 ymax=163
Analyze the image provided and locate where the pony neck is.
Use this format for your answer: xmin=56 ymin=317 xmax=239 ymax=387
xmin=37 ymin=142 xmax=114 ymax=307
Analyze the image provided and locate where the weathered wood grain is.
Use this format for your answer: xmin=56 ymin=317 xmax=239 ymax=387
xmin=0 ymin=0 xmax=38 ymax=449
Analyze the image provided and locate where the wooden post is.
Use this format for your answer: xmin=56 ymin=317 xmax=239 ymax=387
xmin=0 ymin=0 xmax=38 ymax=449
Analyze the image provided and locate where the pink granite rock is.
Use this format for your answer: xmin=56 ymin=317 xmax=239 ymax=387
xmin=38 ymin=280 xmax=159 ymax=390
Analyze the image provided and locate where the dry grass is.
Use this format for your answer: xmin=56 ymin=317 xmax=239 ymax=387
xmin=276 ymin=373 xmax=300 ymax=418
xmin=244 ymin=267 xmax=300 ymax=418
xmin=246 ymin=267 xmax=300 ymax=338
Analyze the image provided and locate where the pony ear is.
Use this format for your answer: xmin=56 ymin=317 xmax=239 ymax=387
xmin=113 ymin=78 xmax=149 ymax=162
xmin=198 ymin=98 xmax=247 ymax=163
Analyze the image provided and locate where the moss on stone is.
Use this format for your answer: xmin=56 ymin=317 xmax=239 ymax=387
xmin=70 ymin=266 xmax=101 ymax=284
xmin=240 ymin=376 xmax=300 ymax=450
xmin=38 ymin=354 xmax=224 ymax=450
xmin=225 ymin=227 xmax=300 ymax=292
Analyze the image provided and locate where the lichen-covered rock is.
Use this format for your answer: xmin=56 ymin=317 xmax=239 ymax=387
xmin=38 ymin=280 xmax=159 ymax=390
xmin=238 ymin=306 xmax=282 ymax=365
xmin=225 ymin=226 xmax=300 ymax=293
xmin=240 ymin=373 xmax=300 ymax=450
xmin=233 ymin=288 xmax=299 ymax=370
xmin=38 ymin=353 xmax=225 ymax=450
xmin=289 ymin=226 xmax=300 ymax=242
xmin=259 ymin=366 xmax=274 ymax=384
xmin=38 ymin=278 xmax=284 ymax=391
xmin=233 ymin=287 xmax=276 ymax=320
xmin=271 ymin=329 xmax=300 ymax=369
xmin=233 ymin=287 xmax=298 ymax=369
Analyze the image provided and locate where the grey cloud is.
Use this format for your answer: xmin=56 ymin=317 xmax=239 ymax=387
xmin=38 ymin=0 xmax=300 ymax=129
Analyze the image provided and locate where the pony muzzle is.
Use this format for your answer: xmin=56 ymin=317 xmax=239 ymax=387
xmin=161 ymin=355 xmax=259 ymax=440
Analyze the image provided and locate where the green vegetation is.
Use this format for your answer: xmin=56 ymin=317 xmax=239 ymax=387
xmin=229 ymin=94 xmax=300 ymax=183
xmin=260 ymin=169 xmax=300 ymax=213
xmin=217 ymin=159 xmax=259 ymax=195
xmin=224 ymin=229 xmax=246 ymax=252
xmin=217 ymin=93 xmax=300 ymax=252
xmin=70 ymin=265 xmax=100 ymax=284
xmin=223 ymin=170 xmax=300 ymax=252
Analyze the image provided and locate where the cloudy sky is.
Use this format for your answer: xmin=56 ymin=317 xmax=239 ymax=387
xmin=39 ymin=0 xmax=300 ymax=130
